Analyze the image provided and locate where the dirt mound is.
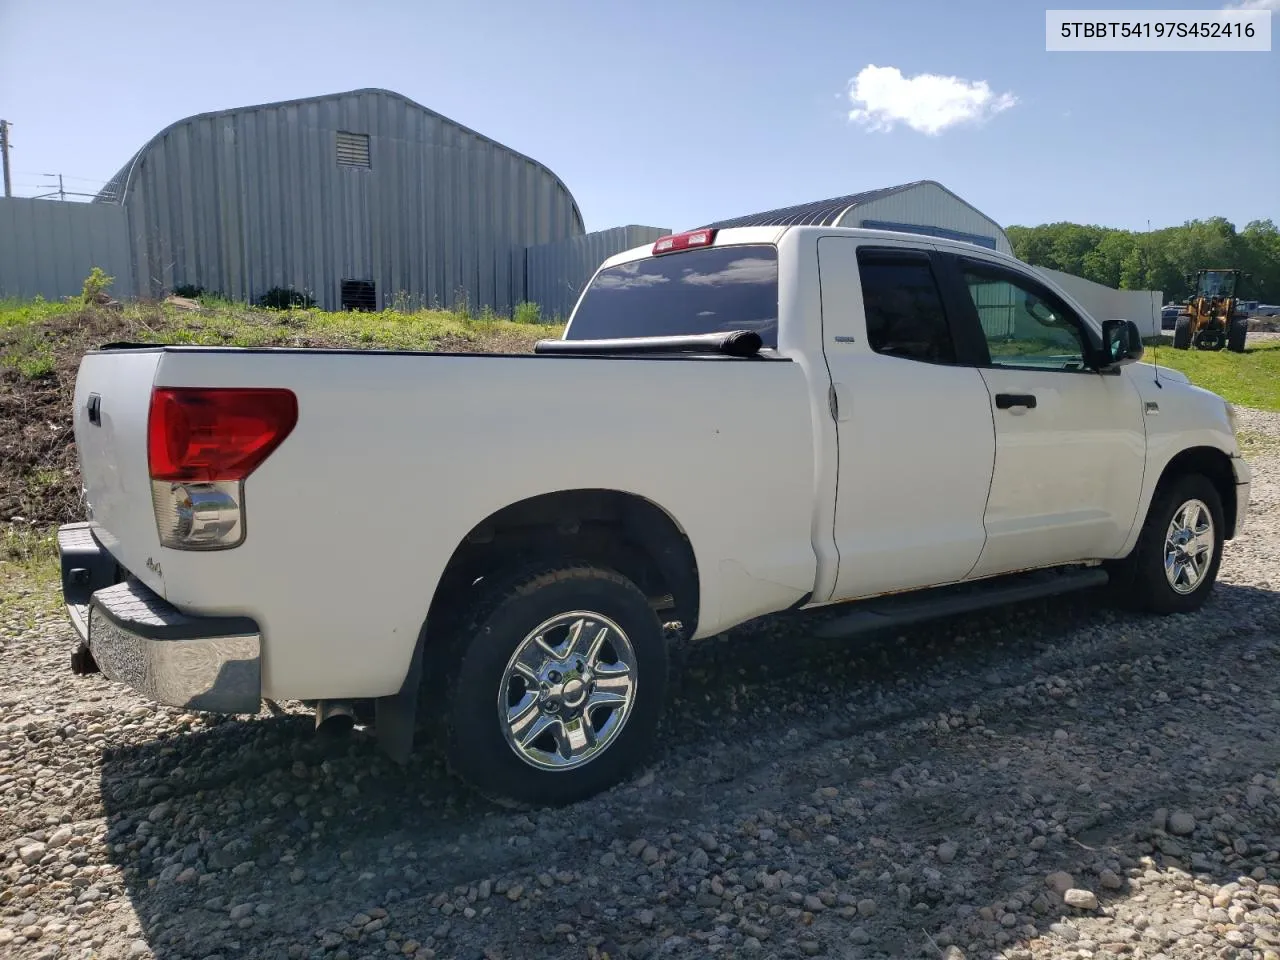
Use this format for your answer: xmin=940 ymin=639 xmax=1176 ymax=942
xmin=1 ymin=305 xmax=544 ymax=528
xmin=1 ymin=307 xmax=135 ymax=526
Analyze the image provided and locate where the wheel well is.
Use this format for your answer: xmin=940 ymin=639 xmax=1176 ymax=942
xmin=1155 ymin=446 xmax=1238 ymax=539
xmin=426 ymin=490 xmax=701 ymax=640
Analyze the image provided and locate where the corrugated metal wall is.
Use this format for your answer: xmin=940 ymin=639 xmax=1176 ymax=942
xmin=840 ymin=182 xmax=1012 ymax=254
xmin=964 ymin=268 xmax=1163 ymax=339
xmin=0 ymin=197 xmax=135 ymax=301
xmin=107 ymin=88 xmax=584 ymax=312
xmin=524 ymin=225 xmax=669 ymax=320
xmin=1036 ymin=267 xmax=1162 ymax=337
xmin=966 ymin=279 xmax=1018 ymax=338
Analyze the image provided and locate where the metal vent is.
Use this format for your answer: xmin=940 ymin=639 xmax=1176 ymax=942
xmin=341 ymin=280 xmax=376 ymax=312
xmin=336 ymin=132 xmax=370 ymax=168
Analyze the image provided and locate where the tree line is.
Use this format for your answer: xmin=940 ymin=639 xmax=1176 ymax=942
xmin=1006 ymin=217 xmax=1280 ymax=304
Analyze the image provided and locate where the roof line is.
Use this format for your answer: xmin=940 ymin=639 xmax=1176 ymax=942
xmin=692 ymin=179 xmax=1009 ymax=242
xmin=903 ymin=180 xmax=1007 ymax=241
xmin=94 ymin=87 xmax=584 ymax=231
xmin=692 ymin=181 xmax=911 ymax=231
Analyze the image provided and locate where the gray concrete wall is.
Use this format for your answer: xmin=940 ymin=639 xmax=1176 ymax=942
xmin=0 ymin=197 xmax=134 ymax=301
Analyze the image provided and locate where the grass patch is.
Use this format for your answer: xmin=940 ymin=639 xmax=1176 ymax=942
xmin=0 ymin=297 xmax=78 ymax=330
xmin=0 ymin=524 xmax=59 ymax=618
xmin=1 ymin=326 xmax=58 ymax=379
xmin=0 ymin=298 xmax=564 ymax=352
xmin=1142 ymin=337 xmax=1280 ymax=412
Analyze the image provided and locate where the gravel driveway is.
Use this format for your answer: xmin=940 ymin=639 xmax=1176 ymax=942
xmin=3 ymin=411 xmax=1279 ymax=960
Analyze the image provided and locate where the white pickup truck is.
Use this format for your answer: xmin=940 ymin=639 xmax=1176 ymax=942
xmin=58 ymin=224 xmax=1251 ymax=807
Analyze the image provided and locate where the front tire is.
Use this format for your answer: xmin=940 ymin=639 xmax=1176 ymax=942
xmin=1114 ymin=474 xmax=1225 ymax=615
xmin=440 ymin=561 xmax=667 ymax=807
xmin=1228 ymin=318 xmax=1248 ymax=354
xmin=1172 ymin=316 xmax=1192 ymax=350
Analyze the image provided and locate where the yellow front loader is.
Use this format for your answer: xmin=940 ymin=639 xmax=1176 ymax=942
xmin=1171 ymin=268 xmax=1250 ymax=353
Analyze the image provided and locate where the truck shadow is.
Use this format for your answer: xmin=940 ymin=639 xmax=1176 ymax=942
xmin=95 ymin=581 xmax=1280 ymax=959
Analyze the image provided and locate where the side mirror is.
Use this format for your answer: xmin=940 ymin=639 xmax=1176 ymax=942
xmin=1100 ymin=318 xmax=1144 ymax=368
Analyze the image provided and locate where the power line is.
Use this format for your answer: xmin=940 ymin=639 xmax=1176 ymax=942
xmin=34 ymin=173 xmax=101 ymax=201
xmin=16 ymin=170 xmax=109 ymax=186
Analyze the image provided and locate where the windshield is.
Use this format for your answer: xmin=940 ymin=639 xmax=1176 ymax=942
xmin=566 ymin=245 xmax=779 ymax=348
xmin=1199 ymin=271 xmax=1237 ymax=297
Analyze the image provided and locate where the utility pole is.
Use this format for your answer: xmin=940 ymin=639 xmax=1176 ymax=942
xmin=34 ymin=173 xmax=98 ymax=201
xmin=0 ymin=120 xmax=12 ymax=198
xmin=40 ymin=173 xmax=66 ymax=201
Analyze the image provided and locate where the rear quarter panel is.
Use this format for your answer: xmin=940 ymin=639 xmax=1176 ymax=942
xmin=72 ymin=350 xmax=166 ymax=594
xmin=151 ymin=349 xmax=818 ymax=700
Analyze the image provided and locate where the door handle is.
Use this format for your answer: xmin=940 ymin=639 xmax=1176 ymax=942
xmin=995 ymin=393 xmax=1037 ymax=410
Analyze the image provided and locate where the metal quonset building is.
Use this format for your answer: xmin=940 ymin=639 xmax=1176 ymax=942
xmin=699 ymin=180 xmax=1013 ymax=255
xmin=96 ymin=88 xmax=586 ymax=312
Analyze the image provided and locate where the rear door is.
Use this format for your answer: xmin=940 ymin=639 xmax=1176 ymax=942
xmin=72 ymin=349 xmax=167 ymax=595
xmin=817 ymin=238 xmax=996 ymax=601
xmin=939 ymin=253 xmax=1147 ymax=577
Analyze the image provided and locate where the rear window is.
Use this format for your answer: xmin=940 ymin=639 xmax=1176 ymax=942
xmin=566 ymin=245 xmax=779 ymax=348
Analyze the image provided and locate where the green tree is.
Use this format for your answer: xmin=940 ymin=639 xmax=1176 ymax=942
xmin=1009 ymin=216 xmax=1280 ymax=304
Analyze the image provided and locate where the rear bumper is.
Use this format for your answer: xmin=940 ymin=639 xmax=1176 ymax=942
xmin=57 ymin=523 xmax=262 ymax=714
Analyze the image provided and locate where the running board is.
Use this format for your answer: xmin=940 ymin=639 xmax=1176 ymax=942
xmin=812 ymin=567 xmax=1110 ymax=640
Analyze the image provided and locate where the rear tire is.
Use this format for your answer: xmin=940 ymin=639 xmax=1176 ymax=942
xmin=1112 ymin=474 xmax=1224 ymax=615
xmin=1172 ymin=316 xmax=1192 ymax=350
xmin=439 ymin=560 xmax=667 ymax=807
xmin=1228 ymin=318 xmax=1248 ymax=354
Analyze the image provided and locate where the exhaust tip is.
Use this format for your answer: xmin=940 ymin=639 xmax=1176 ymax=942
xmin=315 ymin=700 xmax=357 ymax=737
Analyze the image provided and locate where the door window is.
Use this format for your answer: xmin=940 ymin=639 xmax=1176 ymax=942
xmin=856 ymin=251 xmax=957 ymax=364
xmin=960 ymin=263 xmax=1089 ymax=371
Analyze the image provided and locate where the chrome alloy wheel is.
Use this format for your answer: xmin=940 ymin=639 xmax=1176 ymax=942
xmin=1164 ymin=498 xmax=1215 ymax=595
xmin=497 ymin=611 xmax=637 ymax=771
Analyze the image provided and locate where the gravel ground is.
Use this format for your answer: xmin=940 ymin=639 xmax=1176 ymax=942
xmin=3 ymin=412 xmax=1279 ymax=960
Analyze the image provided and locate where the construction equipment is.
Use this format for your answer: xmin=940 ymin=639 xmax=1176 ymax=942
xmin=1171 ymin=268 xmax=1250 ymax=353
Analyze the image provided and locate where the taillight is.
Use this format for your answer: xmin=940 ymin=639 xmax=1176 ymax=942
xmin=652 ymin=229 xmax=716 ymax=255
xmin=147 ymin=388 xmax=297 ymax=551
xmin=148 ymin=388 xmax=298 ymax=483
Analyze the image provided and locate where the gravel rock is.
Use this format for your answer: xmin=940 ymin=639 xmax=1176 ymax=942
xmin=1168 ymin=811 xmax=1197 ymax=835
xmin=1046 ymin=871 xmax=1075 ymax=894
xmin=17 ymin=842 xmax=47 ymax=865
xmin=1064 ymin=889 xmax=1099 ymax=910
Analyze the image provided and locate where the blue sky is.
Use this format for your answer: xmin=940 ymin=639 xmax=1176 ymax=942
xmin=1 ymin=0 xmax=1276 ymax=234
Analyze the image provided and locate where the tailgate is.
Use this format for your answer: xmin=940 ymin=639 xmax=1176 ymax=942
xmin=72 ymin=349 xmax=167 ymax=596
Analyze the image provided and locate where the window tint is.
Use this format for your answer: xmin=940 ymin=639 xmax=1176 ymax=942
xmin=567 ymin=245 xmax=778 ymax=348
xmin=857 ymin=254 xmax=956 ymax=364
xmin=960 ymin=264 xmax=1087 ymax=370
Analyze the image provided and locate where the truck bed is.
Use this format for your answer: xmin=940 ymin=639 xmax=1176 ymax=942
xmin=72 ymin=345 xmax=822 ymax=700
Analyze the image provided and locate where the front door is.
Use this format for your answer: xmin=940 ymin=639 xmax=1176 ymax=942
xmin=944 ymin=255 xmax=1148 ymax=578
xmin=818 ymin=238 xmax=996 ymax=602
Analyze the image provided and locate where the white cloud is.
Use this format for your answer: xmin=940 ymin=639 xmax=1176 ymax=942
xmin=846 ymin=64 xmax=1017 ymax=136
xmin=680 ymin=257 xmax=777 ymax=287
xmin=592 ymin=270 xmax=669 ymax=291
xmin=1222 ymin=0 xmax=1278 ymax=11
